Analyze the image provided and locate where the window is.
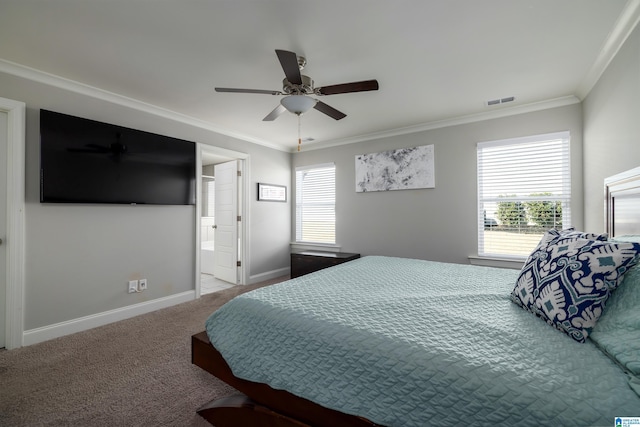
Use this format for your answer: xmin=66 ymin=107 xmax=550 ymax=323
xmin=477 ymin=131 xmax=570 ymax=258
xmin=201 ymin=176 xmax=215 ymax=217
xmin=295 ymin=163 xmax=336 ymax=244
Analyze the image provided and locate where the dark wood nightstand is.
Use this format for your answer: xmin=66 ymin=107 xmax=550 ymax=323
xmin=290 ymin=251 xmax=360 ymax=278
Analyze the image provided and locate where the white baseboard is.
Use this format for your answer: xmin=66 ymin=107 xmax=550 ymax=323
xmin=22 ymin=291 xmax=195 ymax=346
xmin=248 ymin=267 xmax=290 ymax=285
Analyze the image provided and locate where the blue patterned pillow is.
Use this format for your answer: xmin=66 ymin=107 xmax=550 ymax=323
xmin=535 ymin=228 xmax=608 ymax=249
xmin=511 ymin=238 xmax=640 ymax=342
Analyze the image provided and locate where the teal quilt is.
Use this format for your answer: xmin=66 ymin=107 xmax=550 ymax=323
xmin=206 ymin=256 xmax=640 ymax=426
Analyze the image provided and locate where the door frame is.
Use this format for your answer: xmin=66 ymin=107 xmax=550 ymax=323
xmin=195 ymin=143 xmax=250 ymax=295
xmin=1 ymin=97 xmax=26 ymax=349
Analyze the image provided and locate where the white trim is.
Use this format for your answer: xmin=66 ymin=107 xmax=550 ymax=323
xmin=0 ymin=58 xmax=287 ymax=153
xmin=241 ymin=156 xmax=251 ymax=286
xmin=294 ymin=163 xmax=337 ymax=245
xmin=195 ymin=148 xmax=203 ymax=297
xmin=248 ymin=267 xmax=290 ymax=285
xmin=195 ymin=143 xmax=250 ymax=293
xmin=477 ymin=130 xmax=570 ymax=149
xmin=476 ymin=132 xmax=571 ymax=259
xmin=604 ymin=165 xmax=640 ymax=234
xmin=295 ymin=162 xmax=335 ymax=172
xmin=576 ymin=0 xmax=640 ymax=99
xmin=4 ymin=0 xmax=639 ymax=158
xmin=604 ymin=165 xmax=640 ymax=185
xmin=0 ymin=59 xmax=584 ymax=155
xmin=298 ymin=96 xmax=580 ymax=152
xmin=290 ymin=242 xmax=342 ymax=252
xmin=296 ymin=0 xmax=640 ymax=153
xmin=23 ymin=291 xmax=195 ymax=346
xmin=0 ymin=97 xmax=26 ymax=350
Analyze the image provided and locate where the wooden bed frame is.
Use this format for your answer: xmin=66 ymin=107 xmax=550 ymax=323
xmin=191 ymin=331 xmax=379 ymax=426
xmin=192 ymin=166 xmax=640 ymax=426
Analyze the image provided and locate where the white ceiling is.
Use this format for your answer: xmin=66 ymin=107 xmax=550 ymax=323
xmin=1 ymin=0 xmax=638 ymax=152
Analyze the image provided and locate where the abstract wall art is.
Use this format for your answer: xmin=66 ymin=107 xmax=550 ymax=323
xmin=355 ymin=144 xmax=435 ymax=192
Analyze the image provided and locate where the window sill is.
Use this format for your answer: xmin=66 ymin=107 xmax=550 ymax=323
xmin=468 ymin=255 xmax=525 ymax=270
xmin=290 ymin=242 xmax=342 ymax=252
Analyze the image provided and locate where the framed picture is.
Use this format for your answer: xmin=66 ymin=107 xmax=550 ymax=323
xmin=355 ymin=144 xmax=435 ymax=192
xmin=257 ymin=183 xmax=287 ymax=202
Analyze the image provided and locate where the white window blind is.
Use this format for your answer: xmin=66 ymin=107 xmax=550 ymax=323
xmin=477 ymin=131 xmax=571 ymax=258
xmin=296 ymin=163 xmax=336 ymax=244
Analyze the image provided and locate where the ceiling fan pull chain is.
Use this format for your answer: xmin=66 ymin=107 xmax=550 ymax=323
xmin=297 ymin=114 xmax=302 ymax=152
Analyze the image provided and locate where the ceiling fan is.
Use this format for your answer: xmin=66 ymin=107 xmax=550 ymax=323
xmin=215 ymin=49 xmax=379 ymax=122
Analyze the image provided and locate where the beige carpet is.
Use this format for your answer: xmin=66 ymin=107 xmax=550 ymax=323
xmin=0 ymin=276 xmax=288 ymax=426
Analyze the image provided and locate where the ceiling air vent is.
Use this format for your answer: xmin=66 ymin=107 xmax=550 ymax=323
xmin=487 ymin=96 xmax=515 ymax=106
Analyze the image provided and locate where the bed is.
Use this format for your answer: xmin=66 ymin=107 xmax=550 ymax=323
xmin=192 ymin=166 xmax=640 ymax=426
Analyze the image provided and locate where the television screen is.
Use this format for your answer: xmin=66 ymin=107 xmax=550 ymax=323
xmin=40 ymin=110 xmax=196 ymax=205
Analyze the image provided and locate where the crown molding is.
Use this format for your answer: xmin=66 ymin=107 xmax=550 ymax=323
xmin=0 ymin=59 xmax=288 ymax=152
xmin=300 ymin=1 xmax=640 ymax=153
xmin=298 ymin=96 xmax=581 ymax=152
xmin=0 ymin=58 xmax=583 ymax=155
xmin=576 ymin=0 xmax=640 ymax=100
xmin=2 ymin=0 xmax=630 ymax=159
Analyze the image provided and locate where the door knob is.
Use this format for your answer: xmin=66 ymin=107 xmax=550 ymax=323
xmin=212 ymin=225 xmax=217 ymax=229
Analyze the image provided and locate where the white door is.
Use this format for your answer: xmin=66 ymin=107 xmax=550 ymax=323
xmin=0 ymin=111 xmax=7 ymax=348
xmin=213 ymin=160 xmax=238 ymax=284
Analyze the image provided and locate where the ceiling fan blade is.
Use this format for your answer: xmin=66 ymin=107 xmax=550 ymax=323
xmin=317 ymin=79 xmax=379 ymax=95
xmin=263 ymin=104 xmax=287 ymax=121
xmin=215 ymin=87 xmax=282 ymax=95
xmin=314 ymin=101 xmax=346 ymax=120
xmin=275 ymin=49 xmax=302 ymax=85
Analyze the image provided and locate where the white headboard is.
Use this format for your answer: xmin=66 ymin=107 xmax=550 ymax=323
xmin=605 ymin=166 xmax=640 ymax=237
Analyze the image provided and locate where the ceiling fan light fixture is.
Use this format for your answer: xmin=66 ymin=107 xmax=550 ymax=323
xmin=281 ymin=95 xmax=316 ymax=115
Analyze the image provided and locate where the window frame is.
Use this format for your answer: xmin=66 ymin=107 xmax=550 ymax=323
xmin=476 ymin=131 xmax=571 ymax=260
xmin=295 ymin=163 xmax=336 ymax=245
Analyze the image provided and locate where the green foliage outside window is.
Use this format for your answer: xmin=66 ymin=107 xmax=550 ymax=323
xmin=525 ymin=193 xmax=563 ymax=229
xmin=496 ymin=195 xmax=527 ymax=228
xmin=496 ymin=193 xmax=562 ymax=230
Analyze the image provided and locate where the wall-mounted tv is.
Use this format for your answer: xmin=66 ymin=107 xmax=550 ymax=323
xmin=40 ymin=109 xmax=196 ymax=205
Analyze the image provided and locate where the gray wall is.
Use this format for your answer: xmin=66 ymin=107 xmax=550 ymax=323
xmin=583 ymin=25 xmax=640 ymax=232
xmin=292 ymin=104 xmax=583 ymax=264
xmin=0 ymin=72 xmax=291 ymax=330
xmin=249 ymin=143 xmax=292 ymax=275
xmin=10 ymin=17 xmax=638 ymax=331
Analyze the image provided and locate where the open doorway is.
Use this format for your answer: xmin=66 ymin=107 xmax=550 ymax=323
xmin=199 ymin=167 xmax=228 ymax=294
xmin=197 ymin=144 xmax=249 ymax=296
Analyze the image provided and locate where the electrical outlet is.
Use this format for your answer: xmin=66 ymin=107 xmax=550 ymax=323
xmin=138 ymin=278 xmax=148 ymax=291
xmin=128 ymin=280 xmax=139 ymax=293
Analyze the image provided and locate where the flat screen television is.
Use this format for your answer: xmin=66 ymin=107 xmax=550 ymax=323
xmin=40 ymin=109 xmax=196 ymax=205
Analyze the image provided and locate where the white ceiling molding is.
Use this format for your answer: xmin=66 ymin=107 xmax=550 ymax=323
xmin=0 ymin=59 xmax=288 ymax=152
xmin=299 ymin=96 xmax=581 ymax=153
xmin=576 ymin=0 xmax=640 ymax=100
xmin=3 ymin=57 xmax=579 ymax=154
xmin=1 ymin=0 xmax=635 ymax=156
xmin=0 ymin=56 xmax=592 ymax=155
xmin=0 ymin=2 xmax=632 ymax=150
